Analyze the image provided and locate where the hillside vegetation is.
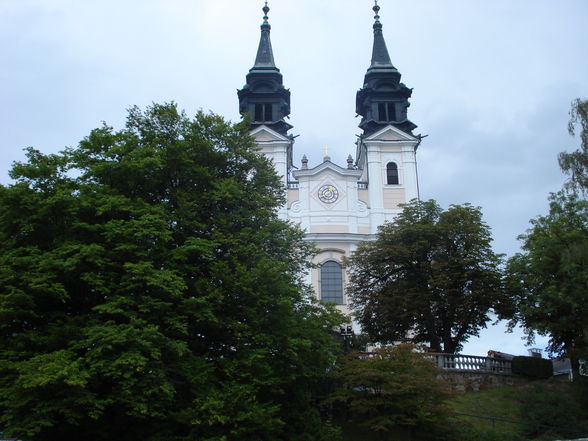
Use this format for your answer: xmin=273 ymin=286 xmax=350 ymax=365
xmin=449 ymin=379 xmax=588 ymax=441
xmin=340 ymin=378 xmax=588 ymax=441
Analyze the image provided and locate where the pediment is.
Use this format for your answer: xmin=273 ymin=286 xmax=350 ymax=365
xmin=250 ymin=125 xmax=289 ymax=142
xmin=365 ymin=125 xmax=418 ymax=142
xmin=292 ymin=160 xmax=363 ymax=180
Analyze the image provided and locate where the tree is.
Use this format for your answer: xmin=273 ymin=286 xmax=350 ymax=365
xmin=0 ymin=103 xmax=343 ymax=441
xmin=559 ymin=98 xmax=588 ymax=194
xmin=328 ymin=345 xmax=451 ymax=440
xmin=347 ymin=199 xmax=505 ymax=353
xmin=506 ymin=191 xmax=588 ymax=372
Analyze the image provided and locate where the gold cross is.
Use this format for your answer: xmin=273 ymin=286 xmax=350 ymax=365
xmin=323 ymin=145 xmax=330 ymax=157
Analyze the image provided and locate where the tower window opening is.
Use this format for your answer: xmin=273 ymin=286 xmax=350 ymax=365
xmin=320 ymin=260 xmax=344 ymax=304
xmin=254 ymin=104 xmax=263 ymax=122
xmin=264 ymin=103 xmax=273 ymax=121
xmin=387 ymin=162 xmax=399 ymax=185
xmin=378 ymin=102 xmax=397 ymax=122
xmin=254 ymin=103 xmax=273 ymax=122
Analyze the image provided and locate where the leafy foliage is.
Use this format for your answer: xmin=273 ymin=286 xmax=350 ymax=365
xmin=328 ymin=345 xmax=451 ymax=439
xmin=347 ymin=199 xmax=505 ymax=353
xmin=559 ymin=98 xmax=588 ymax=194
xmin=0 ymin=104 xmax=343 ymax=441
xmin=506 ymin=191 xmax=588 ymax=364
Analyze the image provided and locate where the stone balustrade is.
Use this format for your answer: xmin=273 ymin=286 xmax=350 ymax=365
xmin=426 ymin=353 xmax=512 ymax=375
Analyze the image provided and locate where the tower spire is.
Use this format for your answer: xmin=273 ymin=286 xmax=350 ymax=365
xmin=237 ymin=3 xmax=292 ymax=135
xmin=253 ymin=2 xmax=276 ymax=69
xmin=355 ymin=1 xmax=417 ymax=136
xmin=370 ymin=0 xmax=395 ymax=69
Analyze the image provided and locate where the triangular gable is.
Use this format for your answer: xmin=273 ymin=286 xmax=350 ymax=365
xmin=365 ymin=125 xmax=418 ymax=142
xmin=250 ymin=125 xmax=289 ymax=142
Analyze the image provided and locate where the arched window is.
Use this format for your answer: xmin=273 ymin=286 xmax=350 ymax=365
xmin=386 ymin=162 xmax=399 ymax=185
xmin=320 ymin=261 xmax=344 ymax=304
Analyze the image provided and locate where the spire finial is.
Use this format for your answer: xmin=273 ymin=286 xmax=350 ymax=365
xmin=368 ymin=0 xmax=393 ymax=68
xmin=262 ymin=1 xmax=270 ymax=24
xmin=347 ymin=155 xmax=354 ymax=169
xmin=301 ymin=155 xmax=308 ymax=169
xmin=252 ymin=2 xmax=276 ymax=68
xmin=373 ymin=0 xmax=382 ymax=29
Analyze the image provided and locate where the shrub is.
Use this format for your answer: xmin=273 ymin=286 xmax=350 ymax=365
xmin=511 ymin=356 xmax=553 ymax=379
xmin=328 ymin=345 xmax=451 ymax=439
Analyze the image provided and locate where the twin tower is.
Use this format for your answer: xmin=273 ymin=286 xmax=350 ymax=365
xmin=237 ymin=3 xmax=421 ymax=314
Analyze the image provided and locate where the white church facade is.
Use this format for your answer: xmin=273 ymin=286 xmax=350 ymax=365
xmin=238 ymin=3 xmax=422 ymax=316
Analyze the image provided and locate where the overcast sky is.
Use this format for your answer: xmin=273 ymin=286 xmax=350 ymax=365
xmin=1 ymin=0 xmax=587 ymax=357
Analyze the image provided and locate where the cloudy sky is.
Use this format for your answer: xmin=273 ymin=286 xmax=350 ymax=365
xmin=1 ymin=0 xmax=587 ymax=356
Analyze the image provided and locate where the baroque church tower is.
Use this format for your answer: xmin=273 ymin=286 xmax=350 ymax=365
xmin=238 ymin=2 xmax=421 ymax=316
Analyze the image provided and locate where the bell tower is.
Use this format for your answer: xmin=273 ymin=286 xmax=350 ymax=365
xmin=355 ymin=1 xmax=417 ymax=137
xmin=238 ymin=3 xmax=294 ymax=218
xmin=237 ymin=3 xmax=292 ymax=136
xmin=355 ymin=1 xmax=421 ymax=231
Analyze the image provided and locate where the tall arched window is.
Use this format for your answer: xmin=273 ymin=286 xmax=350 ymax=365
xmin=386 ymin=162 xmax=399 ymax=185
xmin=320 ymin=260 xmax=344 ymax=304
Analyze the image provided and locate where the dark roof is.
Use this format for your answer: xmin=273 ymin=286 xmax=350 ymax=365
xmin=369 ymin=4 xmax=395 ymax=70
xmin=252 ymin=4 xmax=277 ymax=70
xmin=487 ymin=350 xmax=515 ymax=360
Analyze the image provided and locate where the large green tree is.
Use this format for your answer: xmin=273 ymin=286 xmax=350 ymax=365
xmin=559 ymin=98 xmax=588 ymax=194
xmin=506 ymin=191 xmax=588 ymax=370
xmin=505 ymin=98 xmax=588 ymax=379
xmin=347 ymin=199 xmax=505 ymax=353
xmin=0 ymin=104 xmax=342 ymax=441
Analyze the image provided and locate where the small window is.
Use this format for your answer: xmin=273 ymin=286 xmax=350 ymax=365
xmin=320 ymin=261 xmax=344 ymax=304
xmin=386 ymin=162 xmax=399 ymax=185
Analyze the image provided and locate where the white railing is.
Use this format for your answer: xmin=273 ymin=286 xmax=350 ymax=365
xmin=358 ymin=351 xmax=513 ymax=375
xmin=287 ymin=181 xmax=299 ymax=189
xmin=426 ymin=353 xmax=512 ymax=375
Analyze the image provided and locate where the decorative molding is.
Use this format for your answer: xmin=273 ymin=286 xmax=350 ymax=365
xmin=289 ymin=201 xmax=302 ymax=213
xmin=357 ymin=201 xmax=368 ymax=212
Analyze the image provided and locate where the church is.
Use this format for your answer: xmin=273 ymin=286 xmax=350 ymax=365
xmin=237 ymin=2 xmax=422 ymax=317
